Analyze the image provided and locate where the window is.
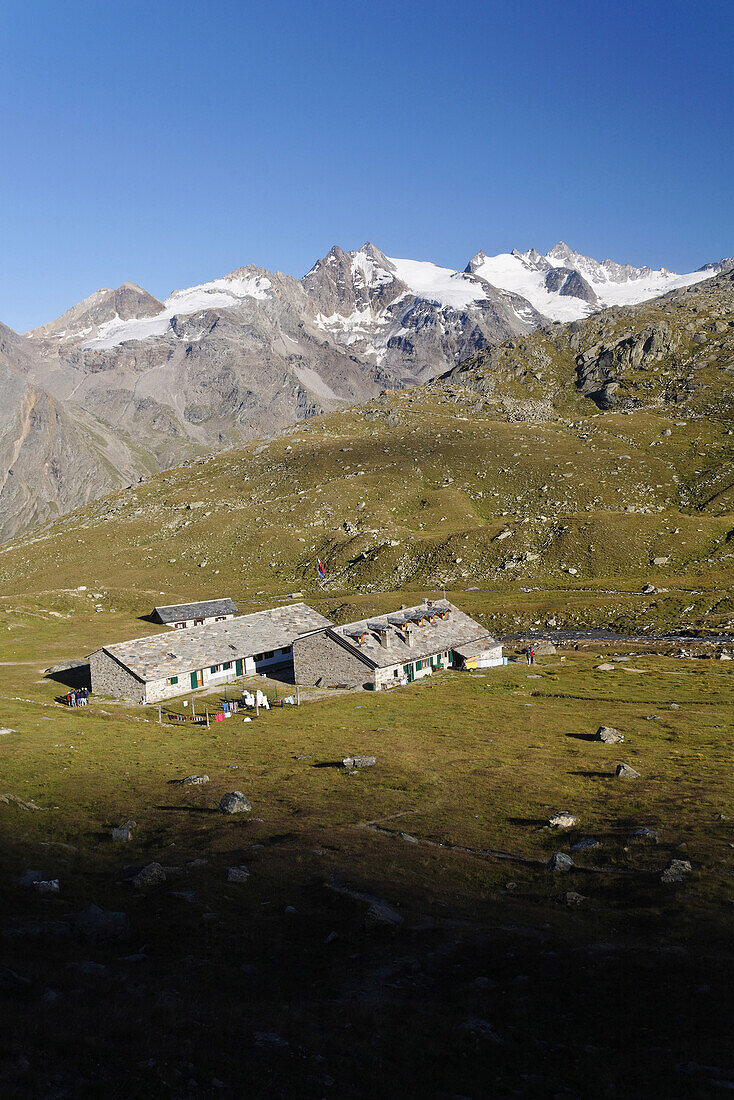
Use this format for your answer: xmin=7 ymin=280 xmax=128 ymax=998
xmin=280 ymin=646 xmax=292 ymax=655
xmin=211 ymin=665 xmax=218 ymax=674
xmin=222 ymin=662 xmax=231 ymax=670
xmin=194 ymin=619 xmax=203 ymax=626
xmin=215 ymin=616 xmax=224 ymax=622
xmin=166 ymin=676 xmax=178 ymax=686
xmin=393 ymin=668 xmax=399 ymax=678
xmin=262 ymin=651 xmax=274 ymax=660
xmin=174 ymin=622 xmax=185 ymax=629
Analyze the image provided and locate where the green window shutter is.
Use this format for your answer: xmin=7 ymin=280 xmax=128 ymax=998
xmin=210 ymin=666 xmax=217 ymax=674
xmin=235 ymin=659 xmax=243 ymax=676
xmin=190 ymin=671 xmax=197 ymax=689
xmin=171 ymin=676 xmax=178 ymax=685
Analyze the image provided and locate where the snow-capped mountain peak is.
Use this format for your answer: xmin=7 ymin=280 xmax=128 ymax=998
xmin=468 ymin=243 xmax=720 ymax=321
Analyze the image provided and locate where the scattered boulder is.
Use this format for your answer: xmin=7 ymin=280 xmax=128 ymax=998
xmin=595 ymin=663 xmax=616 ymax=672
xmin=549 ymin=812 xmax=579 ymax=829
xmin=74 ymin=905 xmax=129 ymax=944
xmin=182 ymin=775 xmax=210 ymax=786
xmin=226 ymin=866 xmax=250 ymax=883
xmin=364 ymin=902 xmax=404 ymax=928
xmin=628 ymin=827 xmax=659 ymax=844
xmin=660 ymin=859 xmax=692 ymax=884
xmin=343 ymin=755 xmax=376 ymax=769
xmin=459 ymin=1018 xmax=502 ymax=1042
xmin=71 ymin=960 xmax=108 ymax=978
xmin=517 ymin=638 xmax=556 ymax=655
xmin=33 ymin=879 xmax=60 ymax=894
xmin=642 ymin=583 xmax=658 ymax=594
xmin=219 ymin=791 xmax=252 ymax=814
xmin=253 ymin=1031 xmax=289 ymax=1050
xmin=595 ymin=726 xmax=624 ymax=744
xmin=616 ymin=763 xmax=641 ymax=779
xmin=112 ymin=819 xmax=136 ymax=842
xmin=652 ymin=556 xmax=670 ymax=566
xmin=571 ymin=837 xmax=600 ymax=852
xmin=546 ymin=852 xmax=574 ymax=873
xmin=557 ymin=891 xmax=586 ymax=907
xmin=132 ymin=862 xmax=166 ymax=890
xmin=0 ymin=793 xmax=42 ymax=810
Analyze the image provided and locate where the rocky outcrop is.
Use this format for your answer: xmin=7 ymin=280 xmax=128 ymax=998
xmin=575 ymin=321 xmax=677 ymax=408
xmin=544 ymin=267 xmax=599 ymax=306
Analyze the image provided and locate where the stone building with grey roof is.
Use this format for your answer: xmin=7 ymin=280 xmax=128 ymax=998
xmin=152 ymin=598 xmax=239 ymax=629
xmin=292 ymin=600 xmax=502 ymax=691
xmin=90 ymin=603 xmax=333 ymax=704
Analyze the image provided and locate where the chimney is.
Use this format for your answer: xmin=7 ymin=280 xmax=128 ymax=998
xmin=376 ymin=627 xmax=389 ymax=648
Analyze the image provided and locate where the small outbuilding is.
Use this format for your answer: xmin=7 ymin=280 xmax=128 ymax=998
xmin=452 ymin=638 xmax=505 ymax=669
xmin=152 ymin=598 xmax=239 ymax=629
xmin=292 ymin=599 xmax=502 ymax=691
xmin=90 ymin=603 xmax=333 ymax=704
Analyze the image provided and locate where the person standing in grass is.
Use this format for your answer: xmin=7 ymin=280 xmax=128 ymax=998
xmin=530 ymin=647 xmax=536 ymax=665
xmin=525 ymin=646 xmax=531 ymax=665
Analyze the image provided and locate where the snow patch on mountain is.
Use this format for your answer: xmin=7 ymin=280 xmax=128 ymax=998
xmin=468 ymin=243 xmax=716 ymax=322
xmin=82 ymin=273 xmax=271 ymax=350
xmin=384 ymin=256 xmax=489 ymax=310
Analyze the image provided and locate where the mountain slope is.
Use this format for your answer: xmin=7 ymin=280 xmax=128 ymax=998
xmin=5 ymin=238 xmax=728 ymax=545
xmin=442 ymin=266 xmax=734 ymax=432
xmin=0 ymin=322 xmax=156 ymax=542
xmin=2 ymin=265 xmax=733 ymax=639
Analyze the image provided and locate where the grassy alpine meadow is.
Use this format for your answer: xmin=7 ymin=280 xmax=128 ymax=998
xmin=0 ymin=395 xmax=732 ymax=1096
xmin=0 ymin=592 xmax=732 ymax=1096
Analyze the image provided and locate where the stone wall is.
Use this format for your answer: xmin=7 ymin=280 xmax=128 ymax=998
xmin=90 ymin=649 xmax=146 ymax=704
xmin=293 ymin=632 xmax=373 ymax=689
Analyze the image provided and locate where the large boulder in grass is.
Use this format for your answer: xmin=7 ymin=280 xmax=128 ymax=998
xmin=660 ymin=859 xmax=692 ymax=884
xmin=343 ymin=756 xmax=376 ymax=769
xmin=595 ymin=726 xmax=624 ymax=743
xmin=219 ymin=791 xmax=252 ymax=814
xmin=549 ymin=812 xmax=579 ymax=829
xmin=616 ymin=763 xmax=640 ymax=779
xmin=557 ymin=891 xmax=586 ymax=907
xmin=364 ymin=902 xmax=403 ymax=928
xmin=132 ymin=862 xmax=166 ymax=890
xmin=546 ymin=852 xmax=574 ymax=873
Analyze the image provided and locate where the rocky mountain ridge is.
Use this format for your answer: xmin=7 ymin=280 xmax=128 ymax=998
xmin=0 ymin=239 xmax=729 ymax=543
xmin=441 ymin=268 xmax=734 ymax=444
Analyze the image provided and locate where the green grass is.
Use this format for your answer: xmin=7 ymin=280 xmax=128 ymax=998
xmin=0 ymin=629 xmax=732 ymax=1096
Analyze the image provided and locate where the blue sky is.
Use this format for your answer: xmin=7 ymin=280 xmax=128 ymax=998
xmin=1 ymin=0 xmax=732 ymax=331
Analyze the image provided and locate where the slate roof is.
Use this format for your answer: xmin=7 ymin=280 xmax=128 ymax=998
xmin=153 ymin=598 xmax=239 ymax=623
xmin=96 ymin=603 xmax=333 ymax=682
xmin=324 ymin=601 xmax=493 ymax=670
xmin=452 ymin=636 xmax=503 ymax=661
